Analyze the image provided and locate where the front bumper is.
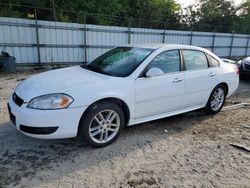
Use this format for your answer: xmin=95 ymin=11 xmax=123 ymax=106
xmin=8 ymin=96 xmax=87 ymax=139
xmin=240 ymin=69 xmax=250 ymax=76
xmin=239 ymin=63 xmax=250 ymax=76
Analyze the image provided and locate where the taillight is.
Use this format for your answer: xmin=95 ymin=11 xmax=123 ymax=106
xmin=234 ymin=65 xmax=239 ymax=75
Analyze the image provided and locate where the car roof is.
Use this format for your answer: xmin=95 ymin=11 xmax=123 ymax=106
xmin=121 ymin=43 xmax=221 ymax=62
xmin=122 ymin=43 xmax=207 ymax=51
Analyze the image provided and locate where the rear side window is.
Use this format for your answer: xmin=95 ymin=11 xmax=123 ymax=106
xmin=182 ymin=50 xmax=208 ymax=71
xmin=148 ymin=50 xmax=180 ymax=74
xmin=207 ymin=55 xmax=220 ymax=67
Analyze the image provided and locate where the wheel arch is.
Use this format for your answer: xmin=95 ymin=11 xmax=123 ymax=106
xmin=78 ymin=97 xmax=131 ymax=133
xmin=204 ymin=82 xmax=229 ymax=114
xmin=205 ymin=82 xmax=229 ymax=107
xmin=218 ymin=82 xmax=229 ymax=96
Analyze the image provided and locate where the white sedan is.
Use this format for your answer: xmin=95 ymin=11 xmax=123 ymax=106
xmin=8 ymin=44 xmax=239 ymax=147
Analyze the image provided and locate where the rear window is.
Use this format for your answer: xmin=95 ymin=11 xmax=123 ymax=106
xmin=207 ymin=55 xmax=220 ymax=67
xmin=182 ymin=50 xmax=208 ymax=70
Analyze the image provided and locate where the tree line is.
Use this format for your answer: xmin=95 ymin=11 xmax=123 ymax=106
xmin=0 ymin=0 xmax=250 ymax=34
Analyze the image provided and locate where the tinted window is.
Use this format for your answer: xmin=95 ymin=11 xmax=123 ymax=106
xmin=183 ymin=50 xmax=208 ymax=70
xmin=208 ymin=55 xmax=220 ymax=67
xmin=148 ymin=50 xmax=180 ymax=74
xmin=83 ymin=47 xmax=153 ymax=77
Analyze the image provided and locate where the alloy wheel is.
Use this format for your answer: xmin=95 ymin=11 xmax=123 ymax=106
xmin=89 ymin=109 xmax=120 ymax=144
xmin=210 ymin=88 xmax=225 ymax=111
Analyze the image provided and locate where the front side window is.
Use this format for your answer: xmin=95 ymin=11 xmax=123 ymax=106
xmin=183 ymin=50 xmax=208 ymax=71
xmin=82 ymin=47 xmax=153 ymax=77
xmin=147 ymin=50 xmax=180 ymax=74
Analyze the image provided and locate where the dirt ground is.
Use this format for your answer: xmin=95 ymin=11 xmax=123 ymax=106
xmin=0 ymin=71 xmax=250 ymax=188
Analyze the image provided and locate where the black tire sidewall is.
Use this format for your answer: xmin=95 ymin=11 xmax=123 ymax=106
xmin=206 ymin=85 xmax=226 ymax=114
xmin=78 ymin=101 xmax=125 ymax=147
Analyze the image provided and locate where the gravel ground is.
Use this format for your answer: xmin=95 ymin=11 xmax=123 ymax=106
xmin=0 ymin=71 xmax=250 ymax=188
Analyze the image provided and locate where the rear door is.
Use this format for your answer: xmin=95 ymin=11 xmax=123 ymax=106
xmin=182 ymin=50 xmax=219 ymax=108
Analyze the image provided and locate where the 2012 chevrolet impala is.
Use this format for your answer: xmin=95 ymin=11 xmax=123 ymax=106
xmin=8 ymin=44 xmax=239 ymax=147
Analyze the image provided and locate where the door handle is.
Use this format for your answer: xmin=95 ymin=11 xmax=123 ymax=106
xmin=208 ymin=72 xmax=216 ymax=77
xmin=173 ymin=78 xmax=183 ymax=83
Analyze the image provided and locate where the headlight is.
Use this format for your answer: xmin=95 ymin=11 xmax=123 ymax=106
xmin=27 ymin=93 xmax=73 ymax=110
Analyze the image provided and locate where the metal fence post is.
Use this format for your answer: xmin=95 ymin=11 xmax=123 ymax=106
xmin=34 ymin=8 xmax=41 ymax=67
xmin=245 ymin=35 xmax=250 ymax=57
xmin=229 ymin=33 xmax=234 ymax=57
xmin=83 ymin=13 xmax=87 ymax=64
xmin=51 ymin=0 xmax=57 ymax=21
xmin=162 ymin=22 xmax=166 ymax=43
xmin=128 ymin=18 xmax=131 ymax=44
xmin=211 ymin=32 xmax=216 ymax=52
xmin=190 ymin=31 xmax=193 ymax=45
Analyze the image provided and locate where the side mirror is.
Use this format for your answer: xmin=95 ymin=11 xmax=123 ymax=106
xmin=145 ymin=68 xmax=164 ymax=77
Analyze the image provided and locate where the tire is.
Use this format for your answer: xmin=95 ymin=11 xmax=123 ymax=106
xmin=205 ymin=85 xmax=226 ymax=114
xmin=78 ymin=101 xmax=125 ymax=148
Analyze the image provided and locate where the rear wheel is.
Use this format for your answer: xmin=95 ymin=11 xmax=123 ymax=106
xmin=78 ymin=101 xmax=125 ymax=147
xmin=205 ymin=85 xmax=226 ymax=114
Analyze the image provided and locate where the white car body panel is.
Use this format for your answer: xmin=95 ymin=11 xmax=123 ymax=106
xmin=183 ymin=67 xmax=219 ymax=108
xmin=135 ymin=72 xmax=184 ymax=119
xmin=220 ymin=58 xmax=236 ymax=64
xmin=8 ymin=98 xmax=86 ymax=138
xmin=8 ymin=44 xmax=239 ymax=139
xmin=15 ymin=66 xmax=111 ymax=102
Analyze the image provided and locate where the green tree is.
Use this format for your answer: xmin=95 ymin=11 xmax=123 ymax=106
xmin=234 ymin=0 xmax=250 ymax=34
xmin=182 ymin=0 xmax=238 ymax=33
xmin=2 ymin=0 xmax=249 ymax=33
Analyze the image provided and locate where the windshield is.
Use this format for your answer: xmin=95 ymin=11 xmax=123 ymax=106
xmin=82 ymin=47 xmax=153 ymax=77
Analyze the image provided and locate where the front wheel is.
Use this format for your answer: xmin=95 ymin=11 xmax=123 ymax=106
xmin=205 ymin=85 xmax=226 ymax=114
xmin=78 ymin=101 xmax=125 ymax=148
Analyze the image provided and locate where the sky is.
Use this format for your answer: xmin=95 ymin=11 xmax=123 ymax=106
xmin=176 ymin=0 xmax=245 ymax=8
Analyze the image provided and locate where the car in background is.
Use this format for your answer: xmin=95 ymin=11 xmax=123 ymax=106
xmin=7 ymin=44 xmax=239 ymax=147
xmin=220 ymin=58 xmax=236 ymax=64
xmin=236 ymin=57 xmax=250 ymax=78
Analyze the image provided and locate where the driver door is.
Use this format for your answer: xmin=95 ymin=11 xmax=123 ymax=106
xmin=135 ymin=50 xmax=184 ymax=121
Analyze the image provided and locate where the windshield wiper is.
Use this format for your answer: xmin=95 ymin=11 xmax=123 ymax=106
xmin=81 ymin=63 xmax=88 ymax=69
xmin=81 ymin=64 xmax=118 ymax=77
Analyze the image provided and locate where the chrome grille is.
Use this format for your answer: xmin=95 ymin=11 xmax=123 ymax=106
xmin=244 ymin=63 xmax=250 ymax=70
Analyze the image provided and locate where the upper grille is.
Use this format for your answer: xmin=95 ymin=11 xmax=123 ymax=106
xmin=13 ymin=93 xmax=24 ymax=107
xmin=244 ymin=63 xmax=250 ymax=70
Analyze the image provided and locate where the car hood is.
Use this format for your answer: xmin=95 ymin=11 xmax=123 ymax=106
xmin=243 ymin=60 xmax=250 ymax=65
xmin=15 ymin=66 xmax=110 ymax=102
